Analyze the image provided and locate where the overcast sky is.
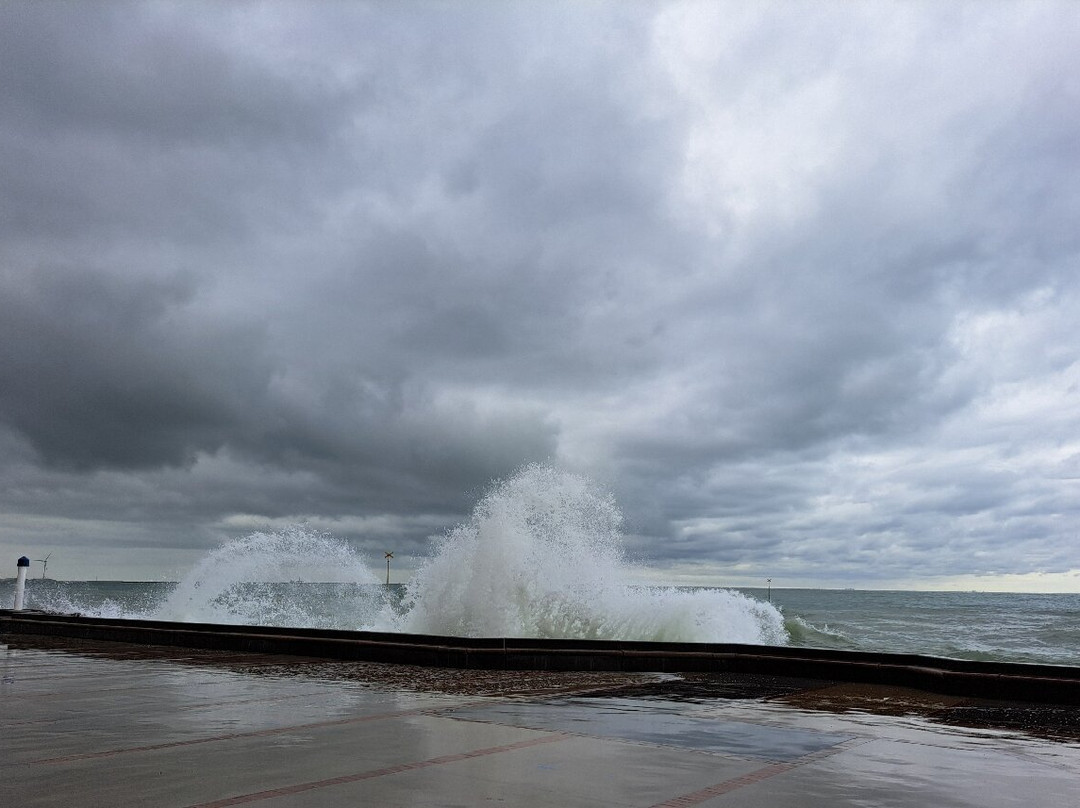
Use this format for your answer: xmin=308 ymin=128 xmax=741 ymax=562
xmin=2 ymin=1 xmax=1079 ymax=589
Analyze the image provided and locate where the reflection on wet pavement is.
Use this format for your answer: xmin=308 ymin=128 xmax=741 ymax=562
xmin=451 ymin=698 xmax=856 ymax=761
xmin=4 ymin=638 xmax=1080 ymax=808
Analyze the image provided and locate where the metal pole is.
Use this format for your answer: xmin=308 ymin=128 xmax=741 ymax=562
xmin=14 ymin=556 xmax=30 ymax=610
xmin=385 ymin=552 xmax=393 ymax=586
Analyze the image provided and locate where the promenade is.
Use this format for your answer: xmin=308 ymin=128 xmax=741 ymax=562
xmin=3 ymin=635 xmax=1079 ymax=807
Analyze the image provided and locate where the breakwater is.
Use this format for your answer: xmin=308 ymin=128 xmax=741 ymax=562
xmin=4 ymin=609 xmax=1080 ymax=705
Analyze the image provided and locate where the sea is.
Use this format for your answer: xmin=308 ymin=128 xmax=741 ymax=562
xmin=3 ymin=466 xmax=1078 ymax=667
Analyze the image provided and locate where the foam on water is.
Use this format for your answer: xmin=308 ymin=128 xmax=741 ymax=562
xmin=784 ymin=615 xmax=857 ymax=651
xmin=3 ymin=579 xmax=167 ymax=621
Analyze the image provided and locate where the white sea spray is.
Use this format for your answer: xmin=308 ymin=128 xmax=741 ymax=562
xmin=394 ymin=464 xmax=786 ymax=644
xmin=154 ymin=524 xmax=386 ymax=629
xmin=13 ymin=465 xmax=787 ymax=644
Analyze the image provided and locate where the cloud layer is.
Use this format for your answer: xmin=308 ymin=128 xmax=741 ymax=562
xmin=2 ymin=1 xmax=1079 ymax=588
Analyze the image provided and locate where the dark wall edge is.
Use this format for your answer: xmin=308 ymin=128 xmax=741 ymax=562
xmin=3 ymin=610 xmax=1079 ymax=704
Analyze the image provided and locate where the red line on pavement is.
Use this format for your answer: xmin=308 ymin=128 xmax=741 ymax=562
xmin=32 ymin=706 xmax=448 ymax=765
xmin=649 ymin=737 xmax=866 ymax=807
xmin=186 ymin=733 xmax=570 ymax=808
xmin=649 ymin=762 xmax=795 ymax=807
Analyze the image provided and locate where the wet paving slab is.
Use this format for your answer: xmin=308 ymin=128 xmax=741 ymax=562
xmin=449 ymin=698 xmax=857 ymax=762
xmin=3 ymin=637 xmax=1080 ymax=807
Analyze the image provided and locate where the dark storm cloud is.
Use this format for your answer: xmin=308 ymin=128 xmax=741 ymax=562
xmin=0 ymin=4 xmax=339 ymax=145
xmin=2 ymin=1 xmax=1080 ymax=586
xmin=0 ymin=264 xmax=269 ymax=468
xmin=0 ymin=7 xmax=342 ymax=242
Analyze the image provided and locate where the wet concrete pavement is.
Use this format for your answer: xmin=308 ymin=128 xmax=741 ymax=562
xmin=3 ymin=639 xmax=1079 ymax=807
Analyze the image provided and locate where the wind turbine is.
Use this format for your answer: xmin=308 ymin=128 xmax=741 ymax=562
xmin=35 ymin=553 xmax=51 ymax=579
xmin=385 ymin=551 xmax=394 ymax=586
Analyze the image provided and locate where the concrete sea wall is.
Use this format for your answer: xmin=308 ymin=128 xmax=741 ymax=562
xmin=4 ymin=609 xmax=1079 ymax=704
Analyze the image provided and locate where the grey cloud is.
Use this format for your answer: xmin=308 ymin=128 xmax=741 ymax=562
xmin=0 ymin=265 xmax=269 ymax=469
xmin=0 ymin=4 xmax=359 ymax=246
xmin=0 ymin=3 xmax=349 ymax=147
xmin=2 ymin=1 xmax=1080 ymax=585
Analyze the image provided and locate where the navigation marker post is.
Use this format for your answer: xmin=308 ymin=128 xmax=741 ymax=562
xmin=14 ymin=556 xmax=30 ymax=610
xmin=385 ymin=551 xmax=393 ymax=586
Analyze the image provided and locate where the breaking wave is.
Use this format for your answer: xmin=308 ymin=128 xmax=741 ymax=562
xmin=20 ymin=465 xmax=788 ymax=645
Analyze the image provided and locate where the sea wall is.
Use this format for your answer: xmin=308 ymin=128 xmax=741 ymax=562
xmin=4 ymin=609 xmax=1079 ymax=704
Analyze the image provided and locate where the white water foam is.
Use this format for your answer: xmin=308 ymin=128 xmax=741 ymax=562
xmin=155 ymin=525 xmax=387 ymax=629
xmin=396 ymin=465 xmax=786 ymax=644
xmin=137 ymin=465 xmax=788 ymax=643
